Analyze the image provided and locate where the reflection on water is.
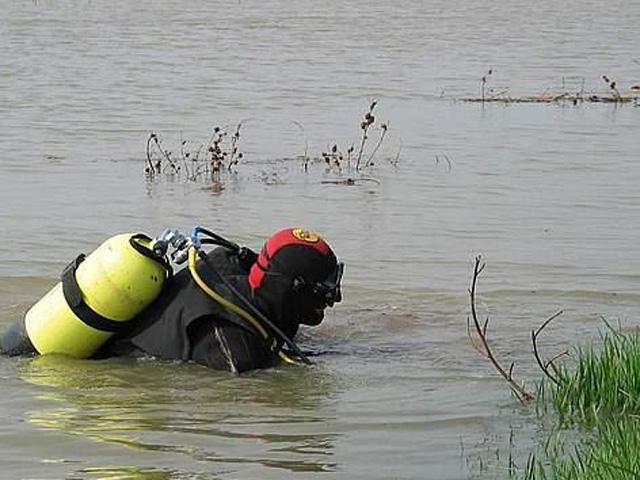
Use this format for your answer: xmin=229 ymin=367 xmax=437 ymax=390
xmin=74 ymin=466 xmax=174 ymax=480
xmin=19 ymin=355 xmax=339 ymax=476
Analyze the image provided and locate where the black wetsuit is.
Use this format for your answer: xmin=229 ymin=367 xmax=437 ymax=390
xmin=1 ymin=248 xmax=288 ymax=373
xmin=98 ymin=247 xmax=281 ymax=372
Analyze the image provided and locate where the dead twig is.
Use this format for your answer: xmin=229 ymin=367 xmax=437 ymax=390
xmin=145 ymin=133 xmax=157 ymax=174
xmin=531 ymin=310 xmax=564 ymax=385
xmin=147 ymin=133 xmax=180 ymax=174
xmin=468 ymin=256 xmax=535 ymax=402
xmin=320 ymin=177 xmax=381 ymax=186
xmin=435 ymin=154 xmax=452 ymax=172
xmin=364 ymin=122 xmax=389 ymax=168
xmin=545 ymin=350 xmax=569 ymax=372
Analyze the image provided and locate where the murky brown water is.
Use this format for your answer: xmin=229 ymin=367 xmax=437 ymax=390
xmin=1 ymin=1 xmax=639 ymax=479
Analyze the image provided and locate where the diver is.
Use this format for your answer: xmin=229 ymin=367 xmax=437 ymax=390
xmin=0 ymin=227 xmax=344 ymax=373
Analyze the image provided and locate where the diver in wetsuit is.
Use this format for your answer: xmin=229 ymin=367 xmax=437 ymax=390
xmin=1 ymin=227 xmax=343 ymax=373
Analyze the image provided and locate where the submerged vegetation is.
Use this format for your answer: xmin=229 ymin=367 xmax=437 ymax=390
xmin=145 ymin=122 xmax=244 ymax=181
xmin=525 ymin=418 xmax=640 ymax=480
xmin=467 ymin=256 xmax=640 ymax=479
xmin=144 ymin=102 xmax=393 ymax=188
xmin=461 ymin=71 xmax=640 ymax=105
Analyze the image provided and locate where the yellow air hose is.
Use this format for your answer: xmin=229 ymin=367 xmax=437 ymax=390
xmin=187 ymin=247 xmax=300 ymax=365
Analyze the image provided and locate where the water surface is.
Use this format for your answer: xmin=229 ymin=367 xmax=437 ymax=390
xmin=1 ymin=1 xmax=639 ymax=479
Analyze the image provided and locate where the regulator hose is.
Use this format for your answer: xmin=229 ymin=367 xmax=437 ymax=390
xmin=198 ymin=227 xmax=241 ymax=252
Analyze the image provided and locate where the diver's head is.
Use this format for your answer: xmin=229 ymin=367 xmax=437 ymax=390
xmin=248 ymin=228 xmax=343 ymax=327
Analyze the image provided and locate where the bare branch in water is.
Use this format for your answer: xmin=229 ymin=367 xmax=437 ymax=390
xmin=320 ymin=177 xmax=381 ymax=186
xmin=435 ymin=154 xmax=452 ymax=172
xmin=468 ymin=256 xmax=535 ymax=402
xmin=145 ymin=132 xmax=179 ymax=174
xmin=531 ymin=310 xmax=564 ymax=385
xmin=152 ymin=134 xmax=180 ymax=174
xmin=545 ymin=350 xmax=569 ymax=371
xmin=145 ymin=132 xmax=157 ymax=174
xmin=364 ymin=122 xmax=389 ymax=168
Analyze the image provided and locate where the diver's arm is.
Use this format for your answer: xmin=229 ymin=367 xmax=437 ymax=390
xmin=0 ymin=318 xmax=36 ymax=356
xmin=189 ymin=318 xmax=275 ymax=373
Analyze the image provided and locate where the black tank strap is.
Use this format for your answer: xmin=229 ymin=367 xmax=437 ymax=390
xmin=129 ymin=233 xmax=173 ymax=277
xmin=61 ymin=254 xmax=128 ymax=333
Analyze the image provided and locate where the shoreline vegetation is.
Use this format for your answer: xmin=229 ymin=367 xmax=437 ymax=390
xmin=468 ymin=257 xmax=640 ymax=479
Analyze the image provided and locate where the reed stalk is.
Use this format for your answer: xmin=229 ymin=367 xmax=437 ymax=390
xmin=539 ymin=327 xmax=640 ymax=428
xmin=525 ymin=418 xmax=640 ymax=480
xmin=525 ymin=327 xmax=640 ymax=479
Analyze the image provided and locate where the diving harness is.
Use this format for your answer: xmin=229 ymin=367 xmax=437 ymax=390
xmin=162 ymin=226 xmax=311 ymax=366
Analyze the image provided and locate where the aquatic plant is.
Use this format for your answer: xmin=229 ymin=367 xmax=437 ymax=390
xmin=288 ymin=101 xmax=393 ymax=185
xmin=537 ymin=324 xmax=640 ymax=428
xmin=467 ymin=257 xmax=640 ymax=479
xmin=481 ymin=68 xmax=493 ymax=103
xmin=145 ymin=132 xmax=180 ymax=175
xmin=145 ymin=122 xmax=244 ymax=183
xmin=145 ymin=102 xmax=393 ymax=189
xmin=355 ymin=100 xmax=379 ymax=171
xmin=602 ymin=75 xmax=622 ymax=102
xmin=525 ymin=327 xmax=640 ymax=478
xmin=525 ymin=417 xmax=640 ymax=480
xmin=462 ymin=73 xmax=639 ymax=104
xmin=468 ymin=256 xmax=640 ymax=415
xmin=311 ymin=100 xmax=390 ymax=175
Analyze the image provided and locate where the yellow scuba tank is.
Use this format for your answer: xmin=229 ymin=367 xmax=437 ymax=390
xmin=24 ymin=233 xmax=169 ymax=358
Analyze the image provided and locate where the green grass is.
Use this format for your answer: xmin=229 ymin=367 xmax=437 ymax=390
xmin=538 ymin=327 xmax=640 ymax=428
xmin=525 ymin=326 xmax=640 ymax=479
xmin=525 ymin=418 xmax=640 ymax=480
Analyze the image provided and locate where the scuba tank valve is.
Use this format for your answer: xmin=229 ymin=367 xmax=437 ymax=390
xmin=153 ymin=228 xmax=193 ymax=265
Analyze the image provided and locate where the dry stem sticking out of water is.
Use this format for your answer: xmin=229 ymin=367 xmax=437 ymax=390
xmin=468 ymin=256 xmax=573 ymax=404
xmin=462 ymin=73 xmax=639 ymax=104
xmin=531 ymin=310 xmax=566 ymax=386
xmin=467 ymin=256 xmax=535 ymax=403
xmin=295 ymin=101 xmax=392 ymax=182
xmin=145 ymin=103 xmax=395 ymax=189
xmin=145 ymin=123 xmax=244 ymax=185
xmin=355 ymin=100 xmax=377 ymax=171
